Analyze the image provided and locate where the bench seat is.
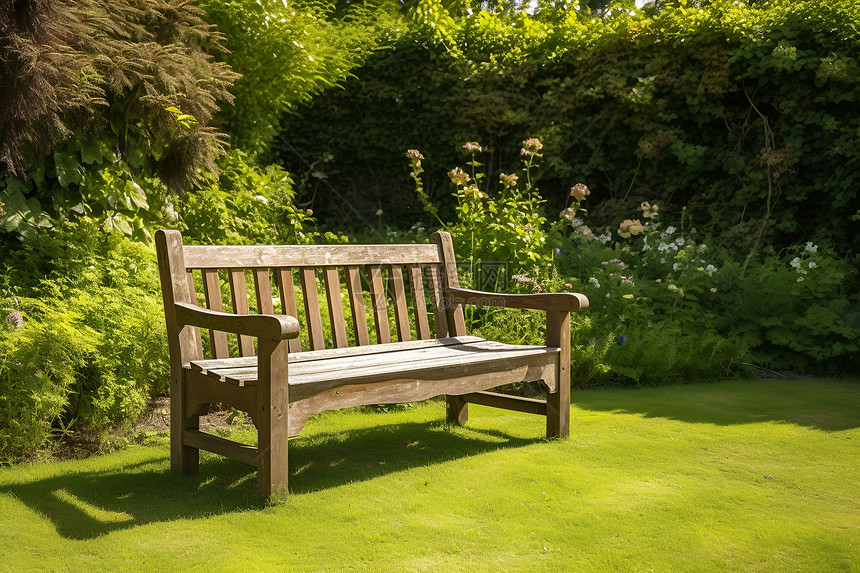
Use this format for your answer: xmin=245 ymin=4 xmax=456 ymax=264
xmin=156 ymin=229 xmax=588 ymax=496
xmin=186 ymin=336 xmax=560 ymax=437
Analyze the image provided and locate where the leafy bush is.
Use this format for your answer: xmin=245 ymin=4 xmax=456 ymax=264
xmin=0 ymin=221 xmax=169 ymax=461
xmin=173 ymin=150 xmax=317 ymax=246
xmin=279 ymin=0 xmax=860 ymax=257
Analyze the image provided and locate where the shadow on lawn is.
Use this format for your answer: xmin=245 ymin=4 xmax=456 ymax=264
xmin=1 ymin=421 xmax=537 ymax=540
xmin=573 ymin=379 xmax=860 ymax=431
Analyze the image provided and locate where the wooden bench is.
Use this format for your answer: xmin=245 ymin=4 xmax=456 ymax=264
xmin=155 ymin=230 xmax=588 ymax=497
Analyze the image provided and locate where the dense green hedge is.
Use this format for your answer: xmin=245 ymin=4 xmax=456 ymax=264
xmin=279 ymin=0 xmax=860 ymax=256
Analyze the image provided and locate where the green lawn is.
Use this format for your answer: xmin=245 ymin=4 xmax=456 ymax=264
xmin=1 ymin=379 xmax=858 ymax=572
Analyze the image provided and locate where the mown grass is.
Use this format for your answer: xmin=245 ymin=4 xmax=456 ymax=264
xmin=1 ymin=378 xmax=858 ymax=572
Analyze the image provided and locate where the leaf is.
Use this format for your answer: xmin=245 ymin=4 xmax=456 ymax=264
xmin=124 ymin=180 xmax=149 ymax=210
xmin=54 ymin=152 xmax=83 ymax=188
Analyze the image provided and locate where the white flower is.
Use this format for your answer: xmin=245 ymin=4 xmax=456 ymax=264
xmin=706 ymin=264 xmax=718 ymax=273
xmin=665 ymin=226 xmax=676 ymax=235
xmin=797 ymin=277 xmax=804 ymax=282
xmin=675 ymin=237 xmax=686 ymax=247
xmin=606 ymin=293 xmax=611 ymax=298
xmin=790 ymin=257 xmax=801 ymax=268
xmin=805 ymin=242 xmax=818 ymax=253
xmin=673 ymin=263 xmax=681 ymax=271
xmin=808 ymin=261 xmax=818 ymax=269
xmin=589 ymin=277 xmax=601 ymax=288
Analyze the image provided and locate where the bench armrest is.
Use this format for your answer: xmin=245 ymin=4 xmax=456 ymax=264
xmin=447 ymin=287 xmax=589 ymax=313
xmin=175 ymin=302 xmax=301 ymax=340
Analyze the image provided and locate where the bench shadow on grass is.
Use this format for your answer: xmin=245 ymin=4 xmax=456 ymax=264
xmin=573 ymin=379 xmax=860 ymax=431
xmin=1 ymin=421 xmax=537 ymax=541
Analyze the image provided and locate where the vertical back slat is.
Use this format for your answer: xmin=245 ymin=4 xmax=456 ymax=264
xmin=323 ymin=267 xmax=348 ymax=348
xmin=202 ymin=268 xmax=230 ymax=359
xmin=388 ymin=265 xmax=411 ymax=342
xmin=301 ymin=268 xmax=326 ymax=350
xmin=254 ymin=269 xmax=275 ymax=314
xmin=229 ymin=269 xmax=255 ymax=357
xmin=367 ymin=265 xmax=391 ymax=344
xmin=277 ymin=269 xmax=302 ymax=353
xmin=345 ymin=266 xmax=370 ymax=346
xmin=408 ymin=265 xmax=431 ymax=340
xmin=427 ymin=265 xmax=449 ymax=338
xmin=186 ymin=271 xmax=204 ymax=358
xmin=431 ymin=231 xmax=467 ymax=336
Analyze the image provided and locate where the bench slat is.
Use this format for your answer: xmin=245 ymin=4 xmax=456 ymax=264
xmin=183 ymin=244 xmax=442 ymax=269
xmin=324 ymin=267 xmax=348 ymax=348
xmin=408 ymin=265 xmax=431 ymax=340
xmin=367 ymin=265 xmax=391 ymax=344
xmin=389 ymin=265 xmax=411 ymax=342
xmin=427 ymin=265 xmax=448 ymax=338
xmin=186 ymin=271 xmax=204 ymax=358
xmin=277 ymin=269 xmax=302 ymax=353
xmin=202 ymin=269 xmax=230 ymax=358
xmin=197 ymin=339 xmax=556 ymax=387
xmin=254 ymin=269 xmax=274 ymax=314
xmin=345 ymin=266 xmax=370 ymax=346
xmin=229 ymin=269 xmax=255 ymax=356
xmin=301 ymin=268 xmax=326 ymax=350
xmin=189 ymin=335 xmax=485 ymax=373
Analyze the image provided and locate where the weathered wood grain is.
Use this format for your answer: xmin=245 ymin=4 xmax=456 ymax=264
xmin=345 ymin=266 xmax=370 ymax=346
xmin=367 ymin=265 xmax=391 ymax=344
xmin=324 ymin=267 xmax=348 ymax=348
xmin=183 ymin=244 xmax=441 ymax=269
xmin=389 ymin=265 xmax=411 ymax=342
xmin=202 ymin=269 xmax=230 ymax=358
xmin=229 ymin=269 xmax=255 ymax=357
xmin=301 ymin=268 xmax=325 ymax=350
xmin=276 ymin=269 xmax=302 ymax=353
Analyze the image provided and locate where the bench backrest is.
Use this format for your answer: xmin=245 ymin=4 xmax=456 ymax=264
xmin=155 ymin=230 xmax=467 ymax=364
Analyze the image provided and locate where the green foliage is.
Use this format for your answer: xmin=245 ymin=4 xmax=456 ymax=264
xmin=196 ymin=0 xmax=389 ymax=153
xmin=0 ymin=0 xmax=238 ymax=191
xmin=280 ymin=0 xmax=860 ymax=256
xmin=409 ymin=139 xmax=560 ymax=276
xmin=0 ymin=300 xmax=94 ymax=462
xmin=0 ymin=222 xmax=169 ymax=461
xmin=174 ymin=150 xmax=317 ymax=246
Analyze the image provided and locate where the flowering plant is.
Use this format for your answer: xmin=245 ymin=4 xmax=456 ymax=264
xmin=408 ymin=138 xmax=561 ymax=279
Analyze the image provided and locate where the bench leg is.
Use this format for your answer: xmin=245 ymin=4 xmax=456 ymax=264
xmin=445 ymin=395 xmax=468 ymax=425
xmin=546 ymin=311 xmax=571 ymax=439
xmin=171 ymin=369 xmax=199 ymax=474
xmin=256 ymin=338 xmax=291 ymax=498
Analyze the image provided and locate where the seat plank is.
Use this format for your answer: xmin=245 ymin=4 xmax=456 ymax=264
xmin=197 ymin=340 xmax=557 ymax=389
xmin=190 ymin=336 xmax=486 ymax=374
